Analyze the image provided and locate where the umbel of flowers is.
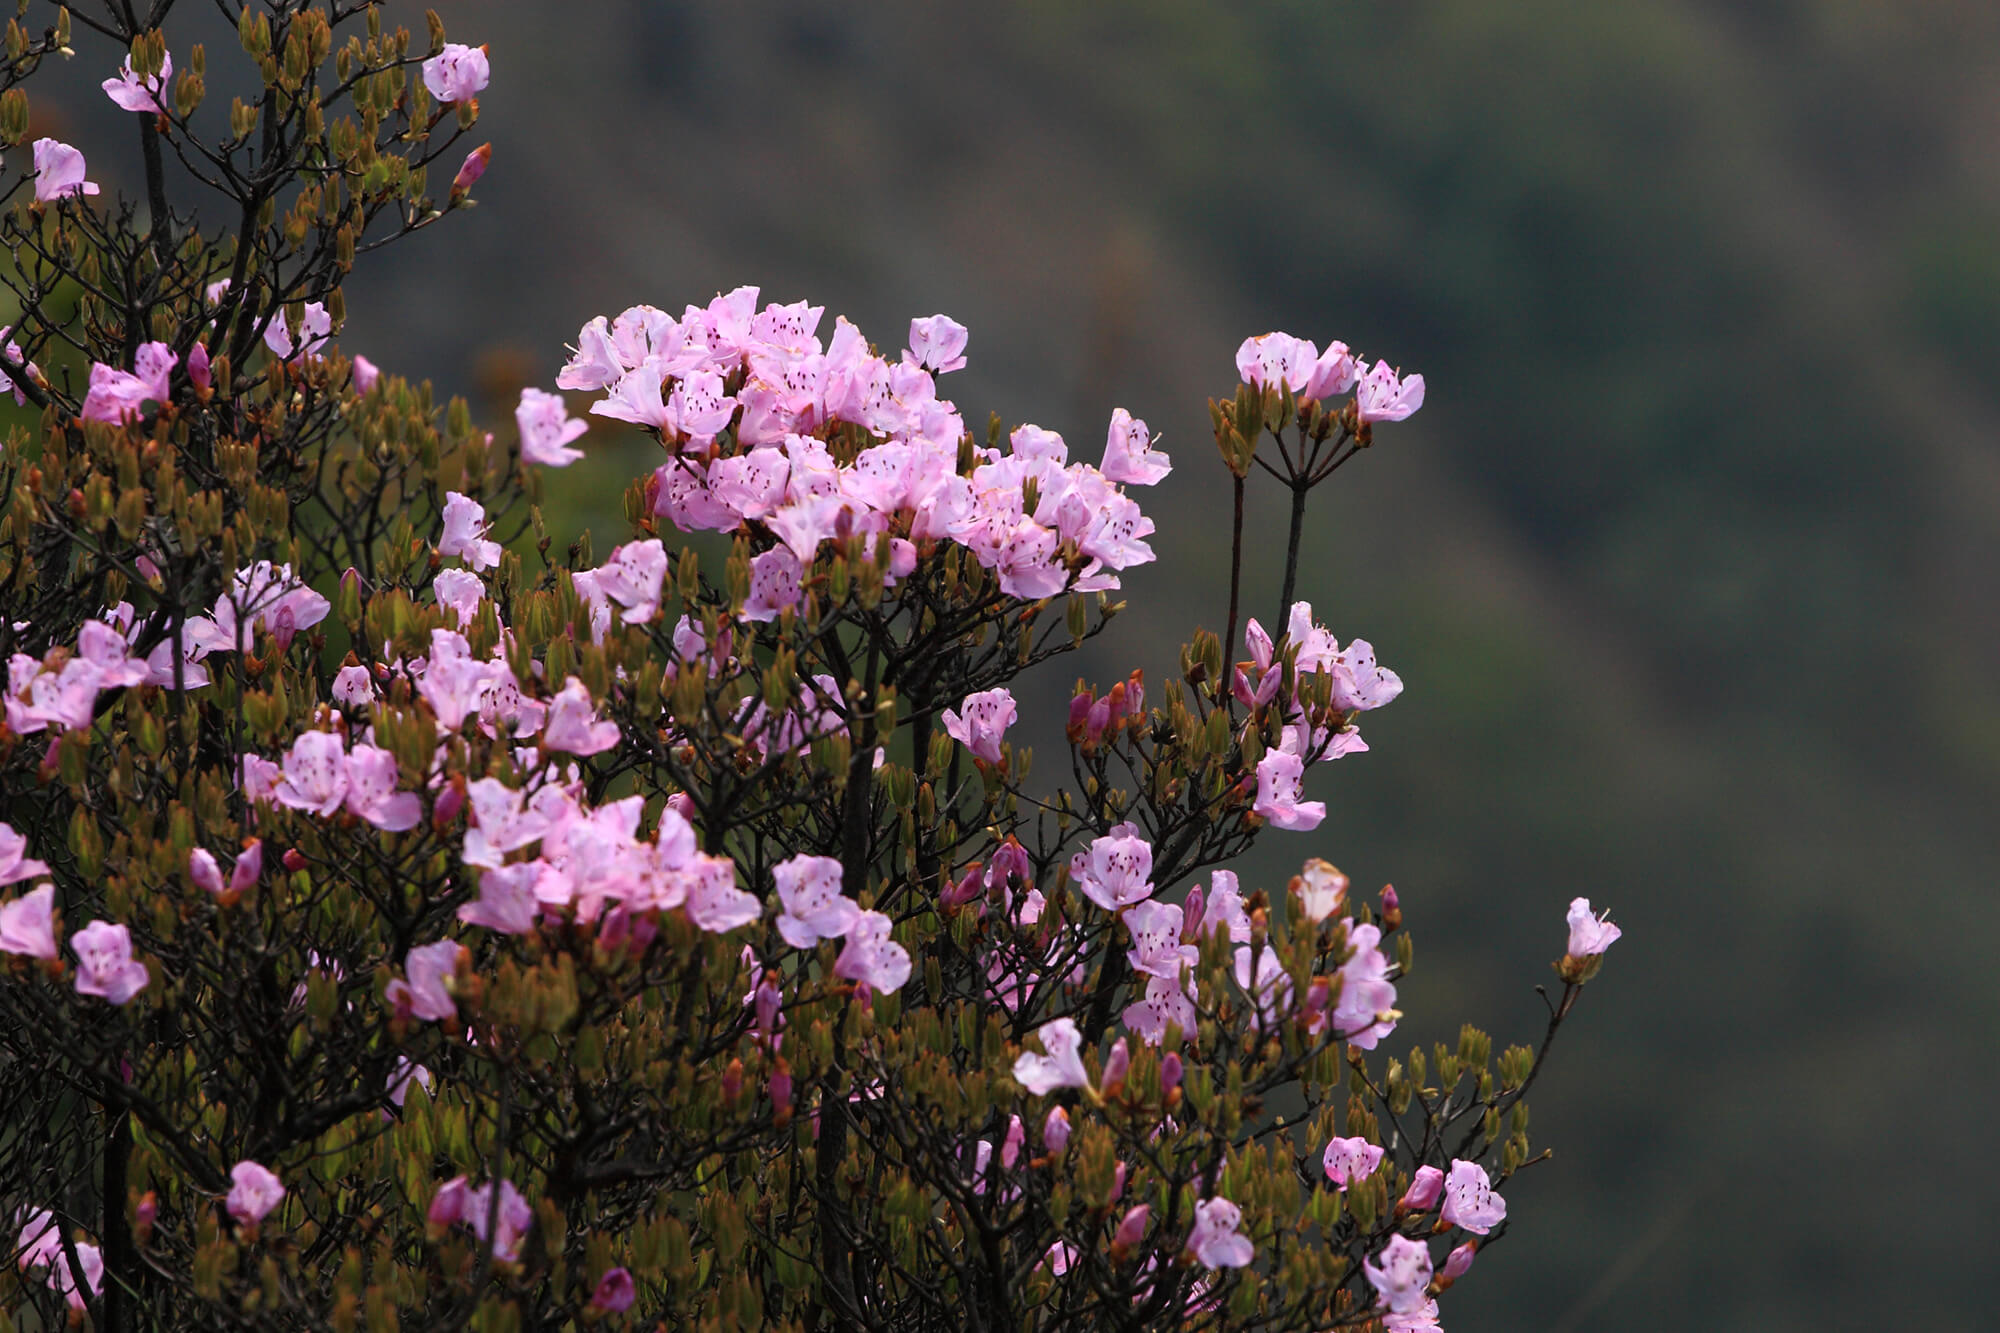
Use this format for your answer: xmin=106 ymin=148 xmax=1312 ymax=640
xmin=0 ymin=6 xmax=1618 ymax=1331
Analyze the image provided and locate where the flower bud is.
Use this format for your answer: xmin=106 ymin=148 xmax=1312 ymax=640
xmin=1000 ymin=1114 xmax=1025 ymax=1169
xmin=941 ymin=862 xmax=983 ymax=909
xmin=720 ymin=1058 xmax=743 ymax=1106
xmin=1160 ymin=1052 xmax=1183 ymax=1100
xmin=230 ymin=839 xmax=263 ymax=894
xmin=1438 ymin=1239 xmax=1477 ymax=1288
xmin=450 ymin=142 xmax=490 ymax=199
xmin=282 ymin=848 xmax=306 ymax=872
xmin=432 ymin=778 xmax=465 ymax=829
xmin=1101 ymin=1038 xmax=1129 ymax=1095
xmin=1399 ymin=1164 xmax=1444 ymax=1214
xmin=188 ymin=848 xmax=224 ymax=895
xmin=1108 ymin=1160 xmax=1128 ymax=1204
xmin=1042 ymin=1106 xmax=1070 ymax=1156
xmin=1066 ymin=689 xmax=1094 ymax=743
xmin=1380 ymin=882 xmax=1402 ymax=932
xmin=770 ymin=1060 xmax=793 ymax=1126
xmin=1113 ymin=1203 xmax=1150 ymax=1251
xmin=755 ymin=974 xmax=783 ymax=1042
xmin=336 ymin=566 xmax=362 ymax=626
xmin=590 ymin=1267 xmax=636 ymax=1313
xmin=1182 ymin=886 xmax=1204 ymax=940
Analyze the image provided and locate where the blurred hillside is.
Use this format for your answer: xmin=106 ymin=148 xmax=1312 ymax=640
xmin=53 ymin=1 xmax=2000 ymax=1327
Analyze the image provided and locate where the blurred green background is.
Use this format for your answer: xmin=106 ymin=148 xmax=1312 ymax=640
xmin=69 ymin=1 xmax=2000 ymax=1327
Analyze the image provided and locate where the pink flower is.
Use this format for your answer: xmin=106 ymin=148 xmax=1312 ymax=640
xmin=0 ymin=821 xmax=50 ymax=885
xmin=684 ymin=855 xmax=761 ymax=932
xmin=1305 ymin=341 xmax=1359 ymax=400
xmin=1332 ymin=922 xmax=1398 ymax=1049
xmin=1012 ymin=1017 xmax=1090 ymax=1096
xmin=226 ymin=1161 xmax=285 ymax=1225
xmin=459 ymin=863 xmax=539 ymax=935
xmin=1099 ymin=408 xmax=1171 ymax=486
xmin=1186 ymin=1197 xmax=1254 ymax=1270
xmin=774 ymin=853 xmax=859 ymax=948
xmin=1253 ymin=750 xmax=1325 ymax=831
xmin=1565 ymin=897 xmax=1622 ymax=956
xmin=422 ymin=43 xmax=490 ymax=104
xmin=1235 ymin=332 xmax=1316 ymax=392
xmin=741 ymin=546 xmax=803 ymax=622
xmin=541 ymin=677 xmax=620 ymax=756
xmin=593 ymin=362 xmax=671 ymax=430
xmin=427 ymin=1175 xmax=471 ymax=1228
xmin=344 ymin=743 xmax=422 ymax=831
xmin=70 ymin=920 xmax=149 ymax=1004
xmin=833 ymin=909 xmax=911 ymax=994
xmin=1322 ymin=1136 xmax=1384 ymax=1191
xmin=1330 ymin=637 xmax=1402 ymax=712
xmin=590 ymin=1267 xmax=636 ymax=1313
xmin=1440 ymin=1159 xmax=1506 ymax=1235
xmin=273 ymin=731 xmax=348 ymax=817
xmin=0 ymin=882 xmax=57 ymax=958
xmin=102 ymin=51 xmax=172 ymax=113
xmin=331 ymin=664 xmax=376 ymax=708
xmin=583 ymin=539 xmax=668 ymax=627
xmin=0 ymin=325 xmax=40 ymax=405
xmin=1122 ymin=899 xmax=1195 ymax=985
xmin=264 ymin=301 xmax=332 ymax=361
xmin=1354 ymin=359 xmax=1426 ymax=423
xmin=32 ymin=138 xmax=100 ymax=202
xmin=385 ymin=939 xmax=461 ymax=1022
xmin=1364 ymin=1233 xmax=1434 ymax=1315
xmin=45 ymin=1239 xmax=103 ymax=1311
xmin=1385 ymin=1299 xmax=1443 ymax=1332
xmin=905 ymin=314 xmax=968 ymax=374
xmin=80 ymin=342 xmax=176 ymax=423
xmin=1042 ymin=1241 xmax=1079 ymax=1276
xmin=438 ymin=492 xmax=501 ymax=571
xmin=666 ymin=368 xmax=736 ymax=441
xmin=15 ymin=1208 xmax=62 ymax=1269
xmin=1069 ymin=823 xmax=1154 ymax=912
xmin=1293 ymin=858 xmax=1348 ymax=923
xmin=1233 ymin=944 xmax=1293 ymax=1029
xmin=387 ymin=1057 xmax=433 ymax=1109
xmin=352 ymin=354 xmax=380 ymax=394
xmin=455 ymin=1179 xmax=532 ymax=1262
xmin=516 ymin=387 xmax=587 ymax=467
xmin=1121 ymin=973 xmax=1198 ymax=1046
xmin=941 ymin=687 xmax=1017 ymax=764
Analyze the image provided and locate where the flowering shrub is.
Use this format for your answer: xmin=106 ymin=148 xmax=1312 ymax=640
xmin=0 ymin=6 xmax=1618 ymax=1331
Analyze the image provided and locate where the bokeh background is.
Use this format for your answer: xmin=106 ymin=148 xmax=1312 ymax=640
xmin=46 ymin=2 xmax=2000 ymax=1328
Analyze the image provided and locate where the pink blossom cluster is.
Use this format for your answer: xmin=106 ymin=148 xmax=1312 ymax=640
xmin=1361 ymin=1161 xmax=1504 ymax=1323
xmin=1056 ymin=839 xmax=1399 ymax=1051
xmin=0 ymin=567 xmax=328 ymax=733
xmin=548 ymin=290 xmax=1165 ymax=606
xmin=428 ymin=1176 xmax=531 ymax=1262
xmin=13 ymin=1209 xmax=103 ymax=1312
xmin=4 ymin=567 xmax=324 ymax=733
xmin=1235 ymin=331 xmax=1426 ymax=424
xmin=1238 ymin=600 xmax=1403 ymax=833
